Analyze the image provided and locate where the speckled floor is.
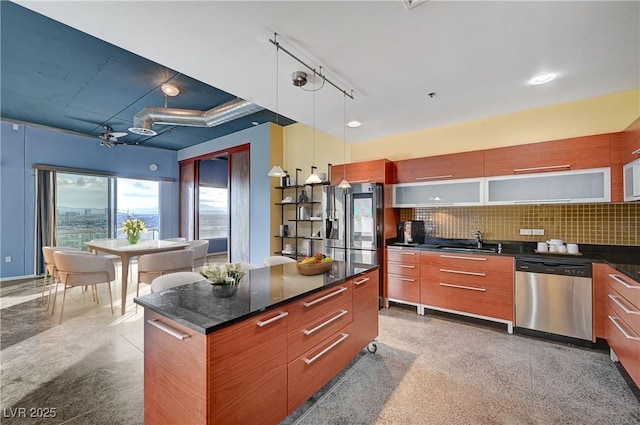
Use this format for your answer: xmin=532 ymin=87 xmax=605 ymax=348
xmin=1 ymin=277 xmax=638 ymax=425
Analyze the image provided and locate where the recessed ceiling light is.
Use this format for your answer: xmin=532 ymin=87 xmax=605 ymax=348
xmin=161 ymin=83 xmax=180 ymax=96
xmin=528 ymin=73 xmax=556 ymax=85
xmin=347 ymin=120 xmax=362 ymax=128
xmin=252 ymin=121 xmax=259 ymax=126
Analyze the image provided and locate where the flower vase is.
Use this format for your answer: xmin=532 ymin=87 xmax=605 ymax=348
xmin=211 ymin=281 xmax=238 ymax=298
xmin=127 ymin=232 xmax=140 ymax=244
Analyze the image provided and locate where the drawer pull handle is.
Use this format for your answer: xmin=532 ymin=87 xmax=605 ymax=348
xmin=304 ymin=310 xmax=349 ymax=335
xmin=608 ymin=295 xmax=640 ymax=315
xmin=608 ymin=316 xmax=640 ymax=340
xmin=256 ymin=311 xmax=289 ymax=328
xmin=608 ymin=274 xmax=639 ymax=290
xmin=304 ymin=333 xmax=349 ymax=365
xmin=439 ymin=268 xmax=487 ymax=277
xmin=440 ymin=255 xmax=487 ymax=261
xmin=304 ymin=287 xmax=348 ymax=307
xmin=354 ymin=277 xmax=370 ymax=286
xmin=396 ymin=265 xmax=416 ymax=269
xmin=395 ymin=277 xmax=416 ymax=282
xmin=147 ymin=319 xmax=190 ymax=341
xmin=440 ymin=282 xmax=486 ymax=292
xmin=398 ymin=252 xmax=416 ymax=255
xmin=513 ymin=164 xmax=571 ymax=173
xmin=415 ymin=174 xmax=454 ymax=181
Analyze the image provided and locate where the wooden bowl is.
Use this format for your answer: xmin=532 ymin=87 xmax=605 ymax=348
xmin=296 ymin=260 xmax=333 ymax=276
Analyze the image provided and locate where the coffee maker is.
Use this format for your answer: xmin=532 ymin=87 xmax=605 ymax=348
xmin=396 ymin=221 xmax=425 ymax=245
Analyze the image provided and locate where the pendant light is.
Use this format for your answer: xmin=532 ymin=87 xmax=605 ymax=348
xmin=305 ymin=72 xmax=322 ymax=184
xmin=268 ymin=33 xmax=287 ymax=179
xmin=338 ymin=92 xmax=351 ymax=189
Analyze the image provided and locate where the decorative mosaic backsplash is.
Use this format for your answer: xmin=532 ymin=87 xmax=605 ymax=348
xmin=400 ymin=203 xmax=639 ymax=246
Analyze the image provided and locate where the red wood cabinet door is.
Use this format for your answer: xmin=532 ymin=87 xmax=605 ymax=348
xmin=394 ymin=150 xmax=484 ymax=183
xmin=351 ymin=270 xmax=379 ymax=352
xmin=330 ymin=159 xmax=390 ymax=184
xmin=144 ymin=310 xmax=208 ymax=425
xmin=612 ymin=118 xmax=640 ymax=201
xmin=208 ymin=309 xmax=288 ymax=425
xmin=592 ymin=263 xmax=612 ymax=340
xmin=483 ymin=134 xmax=612 ymax=177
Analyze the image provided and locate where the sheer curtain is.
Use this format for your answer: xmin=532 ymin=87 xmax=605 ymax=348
xmin=35 ymin=169 xmax=55 ymax=275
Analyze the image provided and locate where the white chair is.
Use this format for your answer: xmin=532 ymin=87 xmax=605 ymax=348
xmin=151 ymin=271 xmax=204 ymax=293
xmin=41 ymin=246 xmax=80 ymax=306
xmin=238 ymin=262 xmax=262 ymax=271
xmin=186 ymin=239 xmax=210 ymax=269
xmin=53 ymin=251 xmax=115 ymax=323
xmin=136 ymin=250 xmax=195 ymax=297
xmin=263 ymin=256 xmax=297 ymax=267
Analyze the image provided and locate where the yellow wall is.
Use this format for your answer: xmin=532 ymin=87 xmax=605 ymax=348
xmin=283 ymin=123 xmax=351 ymax=183
xmin=343 ymin=89 xmax=639 ymax=162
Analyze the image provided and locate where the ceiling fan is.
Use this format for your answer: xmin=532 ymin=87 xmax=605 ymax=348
xmin=98 ymin=126 xmax=128 ymax=147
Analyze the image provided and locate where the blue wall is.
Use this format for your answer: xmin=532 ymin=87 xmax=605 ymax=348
xmin=0 ymin=120 xmax=179 ymax=279
xmin=179 ymin=123 xmax=274 ymax=266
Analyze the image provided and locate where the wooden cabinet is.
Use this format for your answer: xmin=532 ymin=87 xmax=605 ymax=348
xmin=329 ymin=158 xmax=393 ymax=185
xmin=144 ymin=310 xmax=208 ymax=425
xmin=601 ymin=265 xmax=640 ymax=387
xmin=593 ymin=263 xmax=611 ymax=340
xmin=144 ymin=308 xmax=288 ymax=425
xmin=483 ymin=134 xmax=612 ymax=177
xmin=386 ymin=248 xmax=421 ymax=312
xmin=351 ymin=269 xmax=379 ymax=352
xmin=394 ymin=150 xmax=484 ymax=183
xmin=393 ymin=178 xmax=484 ymax=207
xmin=209 ymin=309 xmax=288 ymax=425
xmin=420 ymin=251 xmax=514 ymax=331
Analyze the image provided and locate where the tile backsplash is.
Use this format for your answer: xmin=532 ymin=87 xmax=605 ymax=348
xmin=401 ymin=203 xmax=639 ymax=246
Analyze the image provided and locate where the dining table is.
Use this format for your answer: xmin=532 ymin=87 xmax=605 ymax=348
xmin=85 ymin=238 xmax=189 ymax=314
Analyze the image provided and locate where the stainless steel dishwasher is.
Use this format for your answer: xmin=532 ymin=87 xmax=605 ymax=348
xmin=515 ymin=258 xmax=592 ymax=342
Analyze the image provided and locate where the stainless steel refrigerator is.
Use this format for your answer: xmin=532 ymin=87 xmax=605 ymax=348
xmin=322 ymin=182 xmax=383 ymax=266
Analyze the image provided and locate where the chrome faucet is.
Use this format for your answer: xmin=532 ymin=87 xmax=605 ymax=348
xmin=475 ymin=230 xmax=483 ymax=248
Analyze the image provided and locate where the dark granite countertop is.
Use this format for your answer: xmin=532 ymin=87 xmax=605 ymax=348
xmin=387 ymin=237 xmax=640 ymax=283
xmin=134 ymin=261 xmax=378 ymax=335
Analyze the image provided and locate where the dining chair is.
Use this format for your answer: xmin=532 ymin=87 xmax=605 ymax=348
xmin=163 ymin=237 xmax=186 ymax=243
xmin=263 ymin=256 xmax=297 ymax=267
xmin=150 ymin=271 xmax=204 ymax=293
xmin=238 ymin=262 xmax=263 ymax=271
xmin=53 ymin=251 xmax=115 ymax=323
xmin=41 ymin=246 xmax=81 ymax=307
xmin=186 ymin=239 xmax=210 ymax=269
xmin=136 ymin=250 xmax=195 ymax=298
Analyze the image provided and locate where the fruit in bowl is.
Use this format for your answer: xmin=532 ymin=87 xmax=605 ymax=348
xmin=297 ymin=253 xmax=333 ymax=275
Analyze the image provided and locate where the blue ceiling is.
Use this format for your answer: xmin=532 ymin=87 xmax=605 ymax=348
xmin=0 ymin=2 xmax=295 ymax=151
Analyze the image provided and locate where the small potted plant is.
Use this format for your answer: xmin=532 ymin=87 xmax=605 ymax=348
xmin=200 ymin=263 xmax=246 ymax=297
xmin=120 ymin=218 xmax=147 ymax=244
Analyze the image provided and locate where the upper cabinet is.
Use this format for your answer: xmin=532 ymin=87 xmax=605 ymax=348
xmin=330 ymin=159 xmax=393 ymax=185
xmin=394 ymin=151 xmax=484 ymax=183
xmin=483 ymin=134 xmax=611 ymax=177
xmin=612 ymin=117 xmax=640 ymax=201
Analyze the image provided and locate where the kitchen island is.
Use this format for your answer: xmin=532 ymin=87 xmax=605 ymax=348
xmin=134 ymin=261 xmax=379 ymax=425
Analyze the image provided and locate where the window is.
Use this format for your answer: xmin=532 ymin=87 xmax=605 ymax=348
xmin=199 ymin=186 xmax=228 ymax=239
xmin=55 ymin=172 xmax=159 ymax=248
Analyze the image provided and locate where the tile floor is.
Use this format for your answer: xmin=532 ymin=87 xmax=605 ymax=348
xmin=1 ymin=272 xmax=638 ymax=424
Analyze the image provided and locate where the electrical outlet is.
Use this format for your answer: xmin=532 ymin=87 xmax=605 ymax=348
xmin=4 ymin=256 xmax=11 ymax=263
xmin=519 ymin=229 xmax=532 ymax=235
xmin=532 ymin=229 xmax=545 ymax=236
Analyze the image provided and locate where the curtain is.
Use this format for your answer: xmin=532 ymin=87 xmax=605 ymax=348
xmin=35 ymin=169 xmax=55 ymax=275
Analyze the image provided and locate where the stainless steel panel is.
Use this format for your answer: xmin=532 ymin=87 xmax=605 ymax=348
xmin=515 ymin=271 xmax=592 ymax=340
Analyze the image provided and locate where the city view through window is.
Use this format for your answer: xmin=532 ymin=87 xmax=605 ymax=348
xmin=56 ymin=173 xmax=159 ymax=249
xmin=199 ymin=186 xmax=228 ymax=239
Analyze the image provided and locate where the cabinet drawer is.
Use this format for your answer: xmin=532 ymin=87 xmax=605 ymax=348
xmin=288 ymin=323 xmax=355 ymax=414
xmin=387 ymin=262 xmax=420 ymax=278
xmin=287 ymin=283 xmax=353 ymax=330
xmin=606 ymin=307 xmax=640 ymax=387
xmin=288 ymin=301 xmax=352 ymax=362
xmin=606 ymin=272 xmax=640 ymax=310
xmin=423 ymin=265 xmax=514 ymax=290
xmin=608 ymin=286 xmax=640 ymax=336
xmin=422 ymin=251 xmax=513 ymax=273
xmin=388 ymin=274 xmax=420 ymax=303
xmin=352 ymin=270 xmax=380 ymax=351
xmin=387 ymin=249 xmax=421 ymax=264
xmin=421 ymin=276 xmax=513 ymax=321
